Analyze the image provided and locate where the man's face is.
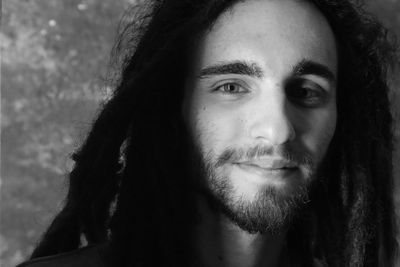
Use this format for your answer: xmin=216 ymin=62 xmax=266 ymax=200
xmin=183 ymin=0 xmax=337 ymax=233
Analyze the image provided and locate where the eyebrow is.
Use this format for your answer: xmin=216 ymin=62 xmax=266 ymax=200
xmin=292 ymin=59 xmax=336 ymax=83
xmin=198 ymin=59 xmax=336 ymax=83
xmin=198 ymin=61 xmax=264 ymax=78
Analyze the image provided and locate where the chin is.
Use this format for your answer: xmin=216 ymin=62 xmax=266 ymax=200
xmin=204 ymin=167 xmax=312 ymax=233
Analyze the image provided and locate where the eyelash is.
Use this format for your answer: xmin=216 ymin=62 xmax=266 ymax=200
xmin=211 ymin=79 xmax=328 ymax=107
xmin=286 ymin=85 xmax=326 ymax=107
xmin=213 ymin=82 xmax=248 ymax=94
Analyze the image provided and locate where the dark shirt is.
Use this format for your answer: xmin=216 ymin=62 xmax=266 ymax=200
xmin=17 ymin=243 xmax=328 ymax=267
xmin=16 ymin=244 xmax=108 ymax=267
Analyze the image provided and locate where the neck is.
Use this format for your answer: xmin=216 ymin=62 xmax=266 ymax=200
xmin=193 ymin=196 xmax=287 ymax=267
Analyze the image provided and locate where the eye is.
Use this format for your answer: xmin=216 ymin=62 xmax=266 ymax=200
xmin=286 ymin=79 xmax=327 ymax=108
xmin=214 ymin=83 xmax=248 ymax=94
xmin=290 ymin=87 xmax=318 ymax=99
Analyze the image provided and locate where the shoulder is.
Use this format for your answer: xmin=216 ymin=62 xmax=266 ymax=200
xmin=16 ymin=244 xmax=107 ymax=267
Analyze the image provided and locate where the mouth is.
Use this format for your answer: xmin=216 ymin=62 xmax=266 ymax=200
xmin=231 ymin=158 xmax=299 ymax=181
xmin=231 ymin=163 xmax=298 ymax=185
xmin=235 ymin=158 xmax=298 ymax=170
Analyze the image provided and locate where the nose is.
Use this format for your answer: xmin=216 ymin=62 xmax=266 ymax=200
xmin=249 ymin=94 xmax=296 ymax=145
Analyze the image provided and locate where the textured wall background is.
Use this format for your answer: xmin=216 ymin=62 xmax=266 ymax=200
xmin=1 ymin=0 xmax=400 ymax=266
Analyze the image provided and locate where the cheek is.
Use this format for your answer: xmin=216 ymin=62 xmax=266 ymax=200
xmin=302 ymin=107 xmax=337 ymax=161
xmin=190 ymin=103 xmax=243 ymax=156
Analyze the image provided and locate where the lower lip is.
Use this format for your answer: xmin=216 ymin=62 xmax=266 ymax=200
xmin=234 ymin=163 xmax=297 ymax=180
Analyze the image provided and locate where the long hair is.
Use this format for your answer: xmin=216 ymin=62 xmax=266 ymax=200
xmin=30 ymin=0 xmax=398 ymax=266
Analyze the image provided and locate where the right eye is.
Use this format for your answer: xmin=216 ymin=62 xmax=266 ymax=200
xmin=214 ymin=82 xmax=248 ymax=94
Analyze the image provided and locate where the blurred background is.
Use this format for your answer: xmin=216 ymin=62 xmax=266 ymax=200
xmin=1 ymin=0 xmax=400 ymax=266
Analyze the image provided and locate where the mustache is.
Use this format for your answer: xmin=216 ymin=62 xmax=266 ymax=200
xmin=215 ymin=145 xmax=314 ymax=169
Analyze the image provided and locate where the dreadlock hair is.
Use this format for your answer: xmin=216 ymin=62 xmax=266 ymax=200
xmin=30 ymin=0 xmax=398 ymax=266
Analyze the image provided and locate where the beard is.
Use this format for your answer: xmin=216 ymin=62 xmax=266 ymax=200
xmin=190 ymin=144 xmax=317 ymax=234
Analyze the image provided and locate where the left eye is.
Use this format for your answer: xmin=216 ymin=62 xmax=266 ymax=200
xmin=290 ymin=87 xmax=319 ymax=99
xmin=286 ymin=79 xmax=327 ymax=107
xmin=215 ymin=83 xmax=246 ymax=94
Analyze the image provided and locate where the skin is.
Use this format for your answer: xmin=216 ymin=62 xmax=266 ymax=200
xmin=183 ymin=0 xmax=337 ymax=266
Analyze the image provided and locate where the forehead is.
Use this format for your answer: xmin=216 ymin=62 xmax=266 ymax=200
xmin=192 ymin=0 xmax=337 ymax=77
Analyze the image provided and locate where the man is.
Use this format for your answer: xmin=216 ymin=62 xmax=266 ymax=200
xmin=18 ymin=0 xmax=398 ymax=266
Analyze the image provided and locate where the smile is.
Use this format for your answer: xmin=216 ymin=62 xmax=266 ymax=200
xmin=237 ymin=158 xmax=298 ymax=169
xmin=235 ymin=163 xmax=297 ymax=173
xmin=232 ymin=162 xmax=298 ymax=182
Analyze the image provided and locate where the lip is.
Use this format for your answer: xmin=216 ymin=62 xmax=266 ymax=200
xmin=236 ymin=158 xmax=298 ymax=170
xmin=234 ymin=162 xmax=298 ymax=178
xmin=233 ymin=163 xmax=298 ymax=183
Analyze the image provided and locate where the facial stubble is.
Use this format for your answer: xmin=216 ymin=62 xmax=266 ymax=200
xmin=193 ymin=146 xmax=316 ymax=234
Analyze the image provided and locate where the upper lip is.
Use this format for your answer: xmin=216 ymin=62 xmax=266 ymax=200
xmin=236 ymin=158 xmax=298 ymax=170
